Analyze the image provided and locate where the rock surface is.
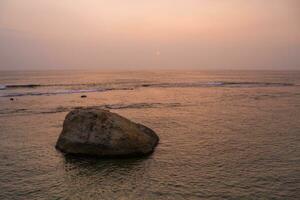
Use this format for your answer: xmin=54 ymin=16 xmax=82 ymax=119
xmin=56 ymin=108 xmax=159 ymax=157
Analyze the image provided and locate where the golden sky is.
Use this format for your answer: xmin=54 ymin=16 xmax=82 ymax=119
xmin=0 ymin=0 xmax=299 ymax=70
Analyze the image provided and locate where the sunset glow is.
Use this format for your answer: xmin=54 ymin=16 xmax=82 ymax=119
xmin=0 ymin=1 xmax=300 ymax=199
xmin=0 ymin=0 xmax=299 ymax=69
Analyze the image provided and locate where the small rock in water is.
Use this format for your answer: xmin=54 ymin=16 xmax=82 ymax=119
xmin=55 ymin=108 xmax=159 ymax=157
xmin=10 ymin=98 xmax=14 ymax=101
xmin=81 ymin=95 xmax=87 ymax=98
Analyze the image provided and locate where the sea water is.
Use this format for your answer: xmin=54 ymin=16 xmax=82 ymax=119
xmin=0 ymin=70 xmax=299 ymax=199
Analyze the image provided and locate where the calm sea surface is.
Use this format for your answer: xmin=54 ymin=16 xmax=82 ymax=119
xmin=0 ymin=70 xmax=299 ymax=200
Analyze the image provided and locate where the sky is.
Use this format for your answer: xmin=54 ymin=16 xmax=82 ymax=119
xmin=0 ymin=0 xmax=299 ymax=70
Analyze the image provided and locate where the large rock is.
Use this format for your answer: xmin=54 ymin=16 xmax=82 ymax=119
xmin=55 ymin=108 xmax=159 ymax=157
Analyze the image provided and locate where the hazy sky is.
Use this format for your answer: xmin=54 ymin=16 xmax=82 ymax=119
xmin=0 ymin=0 xmax=299 ymax=70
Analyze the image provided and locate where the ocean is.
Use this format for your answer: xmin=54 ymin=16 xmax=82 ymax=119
xmin=0 ymin=70 xmax=299 ymax=199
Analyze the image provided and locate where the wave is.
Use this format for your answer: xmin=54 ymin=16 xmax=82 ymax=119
xmin=0 ymin=84 xmax=45 ymax=90
xmin=102 ymin=102 xmax=182 ymax=109
xmin=0 ymin=83 xmax=105 ymax=90
xmin=0 ymin=102 xmax=183 ymax=116
xmin=0 ymin=81 xmax=140 ymax=90
xmin=223 ymin=82 xmax=294 ymax=87
xmin=0 ymin=87 xmax=134 ymax=97
xmin=0 ymin=84 xmax=6 ymax=90
xmin=6 ymin=84 xmax=42 ymax=88
xmin=0 ymin=81 xmax=295 ymax=89
xmin=0 ymin=81 xmax=295 ymax=97
xmin=140 ymin=81 xmax=294 ymax=88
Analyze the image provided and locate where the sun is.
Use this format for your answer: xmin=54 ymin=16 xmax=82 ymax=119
xmin=156 ymin=50 xmax=161 ymax=56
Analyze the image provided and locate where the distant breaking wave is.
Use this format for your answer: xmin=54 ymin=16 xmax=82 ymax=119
xmin=0 ymin=81 xmax=295 ymax=89
xmin=0 ymin=81 xmax=294 ymax=89
xmin=0 ymin=84 xmax=7 ymax=90
xmin=141 ymin=82 xmax=295 ymax=88
xmin=0 ymin=81 xmax=296 ymax=97
xmin=0 ymin=83 xmax=100 ymax=89
xmin=0 ymin=87 xmax=134 ymax=97
xmin=0 ymin=102 xmax=183 ymax=116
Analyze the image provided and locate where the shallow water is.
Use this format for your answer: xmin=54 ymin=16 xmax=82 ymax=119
xmin=0 ymin=70 xmax=299 ymax=199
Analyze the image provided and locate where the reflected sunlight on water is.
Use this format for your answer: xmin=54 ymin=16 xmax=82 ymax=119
xmin=0 ymin=71 xmax=299 ymax=199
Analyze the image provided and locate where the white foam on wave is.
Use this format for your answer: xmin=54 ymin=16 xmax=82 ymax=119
xmin=0 ymin=81 xmax=294 ymax=98
xmin=0 ymin=84 xmax=6 ymax=90
xmin=0 ymin=87 xmax=134 ymax=97
xmin=0 ymin=88 xmax=106 ymax=97
xmin=206 ymin=82 xmax=224 ymax=86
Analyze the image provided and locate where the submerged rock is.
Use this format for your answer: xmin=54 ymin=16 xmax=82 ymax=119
xmin=56 ymin=108 xmax=159 ymax=157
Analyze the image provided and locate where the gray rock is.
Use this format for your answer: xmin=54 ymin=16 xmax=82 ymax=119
xmin=56 ymin=108 xmax=159 ymax=157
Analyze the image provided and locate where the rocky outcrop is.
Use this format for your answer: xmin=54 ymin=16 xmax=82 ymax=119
xmin=55 ymin=108 xmax=159 ymax=157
